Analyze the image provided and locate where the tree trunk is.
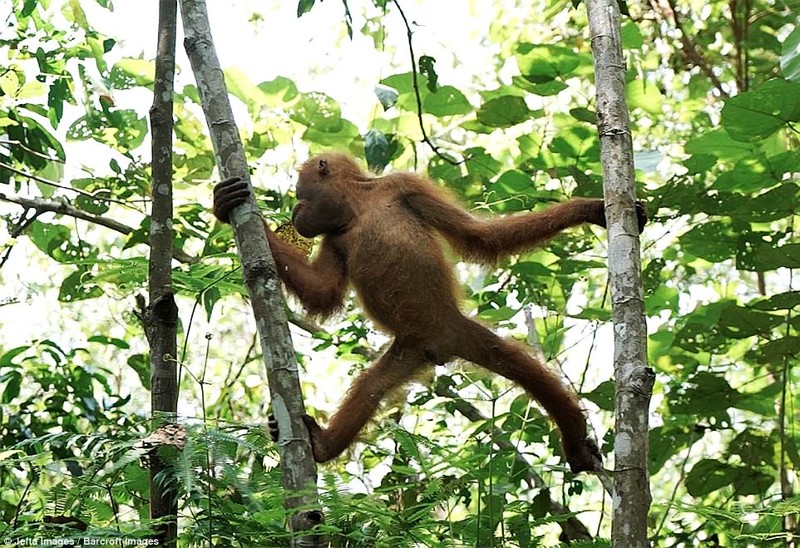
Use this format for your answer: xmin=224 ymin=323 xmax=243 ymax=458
xmin=178 ymin=1 xmax=325 ymax=545
xmin=585 ymin=0 xmax=655 ymax=546
xmin=147 ymin=0 xmax=179 ymax=546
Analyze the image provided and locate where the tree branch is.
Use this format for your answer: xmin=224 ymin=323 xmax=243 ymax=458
xmin=586 ymin=0 xmax=654 ymax=545
xmin=0 ymin=160 xmax=143 ymax=209
xmin=179 ymin=0 xmax=323 ymax=542
xmin=659 ymin=0 xmax=730 ymax=97
xmin=0 ymin=192 xmax=196 ymax=264
xmin=146 ymin=0 xmax=180 ymax=544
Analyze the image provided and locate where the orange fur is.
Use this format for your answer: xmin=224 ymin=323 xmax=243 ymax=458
xmin=213 ymin=152 xmax=630 ymax=472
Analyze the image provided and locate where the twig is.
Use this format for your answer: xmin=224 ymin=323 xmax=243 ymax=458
xmin=391 ymin=0 xmax=461 ymax=165
xmin=0 ymin=139 xmax=65 ymax=165
xmin=0 ymin=161 xmax=143 ymax=209
xmin=0 ymin=192 xmax=196 ymax=264
xmin=0 ymin=200 xmax=40 ymax=268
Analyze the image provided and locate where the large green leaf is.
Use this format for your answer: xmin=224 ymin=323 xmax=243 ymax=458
xmin=684 ymin=128 xmax=754 ymax=161
xmin=364 ymin=129 xmax=391 ymax=171
xmin=686 ymin=459 xmax=772 ymax=497
xmin=745 ymin=336 xmax=800 ymax=365
xmin=721 ymin=80 xmax=800 ymax=142
xmin=59 ymin=268 xmax=102 ymax=302
xmin=423 ymin=85 xmax=471 ymax=117
xmin=668 ymin=371 xmax=740 ymax=416
xmin=737 ymin=235 xmax=800 ymax=271
xmin=694 ymin=183 xmax=798 ymax=222
xmin=627 ymin=79 xmax=663 ymax=115
xmin=476 ymin=96 xmax=531 ymax=128
xmin=649 ymin=426 xmax=691 ymax=474
xmin=686 ymin=459 xmax=737 ymax=496
xmin=515 ymin=43 xmax=580 ymax=83
xmin=750 ymin=290 xmax=800 ymax=311
xmin=258 ymin=76 xmax=300 ymax=106
xmin=109 ymin=58 xmax=155 ymax=89
xmin=680 ymin=221 xmax=738 ymax=262
xmin=28 ymin=221 xmax=84 ymax=263
xmin=289 ymin=91 xmax=342 ymax=132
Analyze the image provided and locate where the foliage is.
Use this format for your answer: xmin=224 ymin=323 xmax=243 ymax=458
xmin=1 ymin=0 xmax=800 ymax=546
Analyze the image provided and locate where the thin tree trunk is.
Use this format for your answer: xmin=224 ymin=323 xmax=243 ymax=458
xmin=178 ymin=1 xmax=325 ymax=545
xmin=585 ymin=0 xmax=655 ymax=546
xmin=147 ymin=0 xmax=179 ymax=546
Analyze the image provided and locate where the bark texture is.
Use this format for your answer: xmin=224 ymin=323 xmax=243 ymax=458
xmin=179 ymin=1 xmax=324 ymax=545
xmin=147 ymin=1 xmax=179 ymax=545
xmin=585 ymin=0 xmax=655 ymax=546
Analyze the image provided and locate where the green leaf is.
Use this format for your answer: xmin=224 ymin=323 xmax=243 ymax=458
xmin=493 ymin=170 xmax=533 ymax=197
xmin=1 ymin=370 xmax=22 ymax=403
xmin=127 ymin=354 xmax=151 ymax=390
xmin=380 ymin=72 xmax=415 ymax=95
xmin=257 ymin=76 xmax=299 ymax=106
xmin=695 ymin=183 xmax=799 ymax=222
xmin=686 ymin=459 xmax=738 ymax=496
xmin=297 ymin=0 xmax=315 ymax=17
xmin=686 ymin=459 xmax=772 ymax=497
xmin=721 ymin=80 xmax=800 ymax=142
xmin=684 ymin=128 xmax=754 ymax=161
xmin=649 ymin=426 xmax=690 ymax=474
xmin=745 ymin=336 xmax=800 ymax=365
xmin=729 ymin=431 xmax=775 ymax=467
xmin=516 ymin=43 xmax=580 ymax=83
xmin=0 ymin=68 xmax=22 ymax=96
xmin=28 ymin=221 xmax=72 ymax=262
xmin=780 ymin=25 xmax=800 ymax=82
xmin=477 ymin=305 xmax=517 ymax=322
xmin=737 ymin=235 xmax=800 ymax=271
xmin=423 ymin=85 xmax=471 ymax=116
xmin=109 ymin=58 xmax=155 ymax=90
xmin=63 ymin=0 xmax=89 ymax=30
xmin=289 ymin=92 xmax=342 ymax=132
xmin=224 ymin=67 xmax=265 ymax=108
xmin=584 ymin=380 xmax=615 ymax=412
xmin=202 ymin=286 xmax=221 ymax=321
xmin=735 ymin=382 xmax=783 ymax=415
xmin=68 ymin=109 xmax=148 ymax=151
xmin=7 ymin=111 xmax=66 ymax=165
xmin=680 ymin=221 xmax=737 ymax=262
xmin=511 ymin=75 xmax=568 ymax=97
xmin=0 ymin=346 xmax=30 ymax=366
xmin=374 ymin=84 xmax=398 ymax=109
xmin=711 ymin=154 xmax=781 ymax=193
xmin=476 ymin=96 xmax=531 ymax=128
xmin=364 ymin=129 xmax=390 ymax=171
xmin=570 ymin=107 xmax=597 ymax=124
xmin=72 ymin=177 xmax=111 ymax=215
xmin=627 ymin=80 xmax=663 ymax=116
xmin=570 ymin=307 xmax=612 ymax=322
xmin=717 ymin=306 xmax=783 ymax=339
xmin=669 ymin=371 xmax=740 ymax=416
xmin=750 ymin=290 xmax=800 ymax=311
xmin=59 ymin=269 xmax=102 ymax=302
xmin=302 ymin=119 xmax=359 ymax=147
xmin=88 ymin=335 xmax=131 ymax=349
xmin=730 ymin=467 xmax=773 ymax=497
xmin=621 ymin=21 xmax=644 ymax=48
xmin=418 ymin=55 xmax=438 ymax=93
xmin=93 ymin=258 xmax=149 ymax=287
